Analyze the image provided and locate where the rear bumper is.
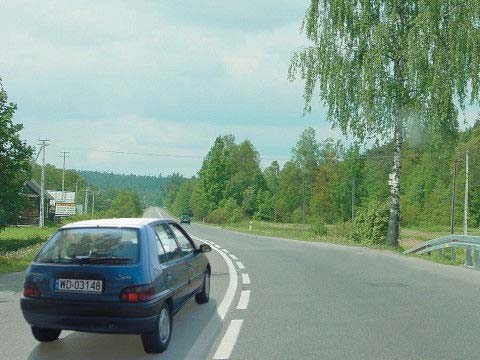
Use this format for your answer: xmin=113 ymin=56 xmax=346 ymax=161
xmin=20 ymin=296 xmax=163 ymax=334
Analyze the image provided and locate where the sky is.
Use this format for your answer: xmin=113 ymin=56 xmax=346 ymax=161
xmin=1 ymin=1 xmax=478 ymax=177
xmin=0 ymin=0 xmax=340 ymax=176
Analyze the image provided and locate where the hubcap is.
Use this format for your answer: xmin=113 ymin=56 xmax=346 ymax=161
xmin=204 ymin=273 xmax=210 ymax=298
xmin=159 ymin=308 xmax=170 ymax=343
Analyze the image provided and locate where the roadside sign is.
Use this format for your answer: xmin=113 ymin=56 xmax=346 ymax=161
xmin=47 ymin=190 xmax=76 ymax=203
xmin=55 ymin=203 xmax=76 ymax=216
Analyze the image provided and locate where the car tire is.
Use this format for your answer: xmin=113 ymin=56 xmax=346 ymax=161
xmin=195 ymin=270 xmax=210 ymax=304
xmin=31 ymin=326 xmax=61 ymax=342
xmin=141 ymin=302 xmax=172 ymax=354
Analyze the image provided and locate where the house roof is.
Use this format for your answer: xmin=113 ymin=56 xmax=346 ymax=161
xmin=25 ymin=180 xmax=55 ymax=200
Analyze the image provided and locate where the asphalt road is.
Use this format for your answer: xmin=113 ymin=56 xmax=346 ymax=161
xmin=3 ymin=207 xmax=480 ymax=359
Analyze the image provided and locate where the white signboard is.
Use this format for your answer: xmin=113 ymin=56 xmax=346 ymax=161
xmin=55 ymin=203 xmax=76 ymax=216
xmin=47 ymin=190 xmax=76 ymax=203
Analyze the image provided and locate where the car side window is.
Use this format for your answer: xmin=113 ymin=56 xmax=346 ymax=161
xmin=154 ymin=224 xmax=181 ymax=262
xmin=170 ymin=224 xmax=195 ymax=257
xmin=152 ymin=226 xmax=168 ymax=263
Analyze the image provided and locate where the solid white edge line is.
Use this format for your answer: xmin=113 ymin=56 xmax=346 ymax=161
xmin=236 ymin=261 xmax=245 ymax=270
xmin=230 ymin=254 xmax=238 ymax=260
xmin=213 ymin=320 xmax=244 ymax=360
xmin=236 ymin=290 xmax=250 ymax=310
xmin=154 ymin=207 xmax=164 ymax=219
xmin=184 ymin=235 xmax=238 ymax=360
xmin=241 ymin=273 xmax=250 ymax=285
xmin=59 ymin=330 xmax=73 ymax=339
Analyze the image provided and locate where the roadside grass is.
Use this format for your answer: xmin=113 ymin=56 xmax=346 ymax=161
xmin=0 ymin=226 xmax=57 ymax=274
xmin=217 ymin=220 xmax=404 ymax=252
xmin=0 ymin=226 xmax=57 ymax=252
xmin=417 ymin=248 xmax=468 ymax=266
xmin=0 ymin=243 xmax=45 ymax=274
xmin=211 ymin=219 xmax=480 ymax=266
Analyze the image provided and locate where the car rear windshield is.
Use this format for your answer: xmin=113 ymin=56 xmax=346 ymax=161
xmin=35 ymin=227 xmax=140 ymax=264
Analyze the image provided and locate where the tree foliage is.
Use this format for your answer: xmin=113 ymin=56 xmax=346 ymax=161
xmin=105 ymin=190 xmax=142 ymax=218
xmin=78 ymin=170 xmax=165 ymax=206
xmin=0 ymin=79 xmax=33 ymax=226
xmin=289 ymin=0 xmax=480 ymax=140
xmin=289 ymin=0 xmax=480 ymax=246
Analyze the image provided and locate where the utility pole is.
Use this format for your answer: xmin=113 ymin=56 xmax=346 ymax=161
xmin=302 ymin=178 xmax=306 ymax=225
xmin=38 ymin=139 xmax=50 ymax=228
xmin=464 ymin=151 xmax=469 ymax=235
xmin=450 ymin=159 xmax=458 ymax=234
xmin=351 ymin=177 xmax=356 ymax=220
xmin=75 ymin=180 xmax=78 ymax=202
xmin=91 ymin=191 xmax=95 ymax=217
xmin=60 ymin=151 xmax=70 ymax=202
xmin=84 ymin=186 xmax=89 ymax=215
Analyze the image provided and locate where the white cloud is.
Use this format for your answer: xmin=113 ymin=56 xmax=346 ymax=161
xmin=2 ymin=1 xmax=337 ymax=176
xmin=19 ymin=114 xmax=340 ymax=176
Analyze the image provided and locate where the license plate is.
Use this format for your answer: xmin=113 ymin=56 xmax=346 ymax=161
xmin=55 ymin=279 xmax=103 ymax=293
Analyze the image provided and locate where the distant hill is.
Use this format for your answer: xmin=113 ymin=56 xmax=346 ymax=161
xmin=78 ymin=170 xmax=165 ymax=206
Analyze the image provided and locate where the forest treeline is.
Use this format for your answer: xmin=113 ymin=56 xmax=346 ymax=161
xmin=30 ymin=165 xmax=144 ymax=219
xmin=78 ymin=170 xmax=165 ymax=206
xmin=162 ymin=123 xmax=480 ymax=233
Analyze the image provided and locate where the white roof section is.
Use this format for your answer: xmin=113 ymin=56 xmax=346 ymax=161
xmin=61 ymin=218 xmax=164 ymax=229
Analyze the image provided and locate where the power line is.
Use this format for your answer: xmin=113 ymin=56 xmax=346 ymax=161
xmin=48 ymin=144 xmax=395 ymax=162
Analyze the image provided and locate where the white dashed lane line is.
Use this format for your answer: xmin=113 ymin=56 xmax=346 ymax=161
xmin=191 ymin=233 xmax=251 ymax=359
xmin=236 ymin=290 xmax=250 ymax=310
xmin=184 ymin=236 xmax=238 ymax=360
xmin=213 ymin=320 xmax=244 ymax=360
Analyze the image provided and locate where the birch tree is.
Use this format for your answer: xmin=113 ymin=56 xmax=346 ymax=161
xmin=289 ymin=0 xmax=480 ymax=246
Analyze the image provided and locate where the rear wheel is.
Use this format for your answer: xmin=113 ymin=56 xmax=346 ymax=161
xmin=31 ymin=326 xmax=61 ymax=342
xmin=195 ymin=270 xmax=210 ymax=304
xmin=141 ymin=302 xmax=172 ymax=354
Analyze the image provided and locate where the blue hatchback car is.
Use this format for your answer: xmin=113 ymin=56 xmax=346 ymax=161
xmin=20 ymin=218 xmax=211 ymax=353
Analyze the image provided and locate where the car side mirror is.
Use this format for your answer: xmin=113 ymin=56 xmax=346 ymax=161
xmin=199 ymin=244 xmax=211 ymax=253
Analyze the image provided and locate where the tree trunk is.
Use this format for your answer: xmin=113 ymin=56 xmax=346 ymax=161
xmin=387 ymin=0 xmax=406 ymax=247
xmin=386 ymin=124 xmax=402 ymax=247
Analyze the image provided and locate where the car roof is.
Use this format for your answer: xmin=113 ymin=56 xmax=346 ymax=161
xmin=61 ymin=218 xmax=170 ymax=229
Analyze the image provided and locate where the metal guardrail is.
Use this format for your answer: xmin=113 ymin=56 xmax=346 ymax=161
xmin=404 ymin=235 xmax=480 ymax=268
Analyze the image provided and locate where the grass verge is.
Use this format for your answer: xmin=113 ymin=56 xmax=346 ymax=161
xmin=0 ymin=227 xmax=57 ymax=274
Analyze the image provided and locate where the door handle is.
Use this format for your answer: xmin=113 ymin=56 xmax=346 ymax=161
xmin=165 ymin=270 xmax=173 ymax=280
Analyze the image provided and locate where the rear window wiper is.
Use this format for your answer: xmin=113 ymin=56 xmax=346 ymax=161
xmin=73 ymin=256 xmax=133 ymax=264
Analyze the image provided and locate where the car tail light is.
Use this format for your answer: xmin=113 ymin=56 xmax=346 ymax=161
xmin=120 ymin=285 xmax=155 ymax=302
xmin=23 ymin=281 xmax=41 ymax=297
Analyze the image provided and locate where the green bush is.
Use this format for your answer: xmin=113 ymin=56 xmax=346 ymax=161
xmin=290 ymin=207 xmax=304 ymax=223
xmin=105 ymin=190 xmax=143 ymax=218
xmin=309 ymin=215 xmax=327 ymax=236
xmin=351 ymin=201 xmax=389 ymax=245
xmin=207 ymin=198 xmax=243 ymax=224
